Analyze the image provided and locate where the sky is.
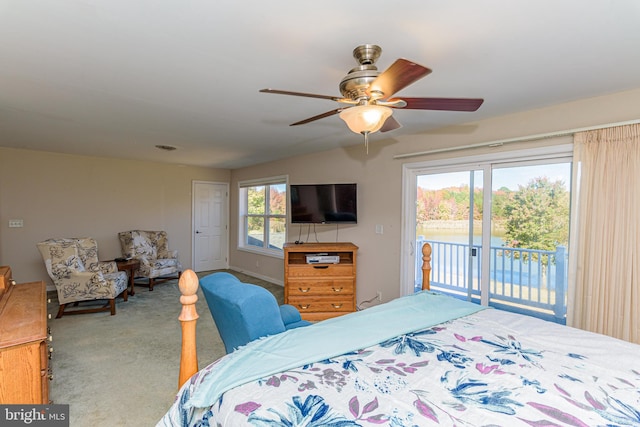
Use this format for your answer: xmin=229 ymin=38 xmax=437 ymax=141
xmin=418 ymin=162 xmax=572 ymax=192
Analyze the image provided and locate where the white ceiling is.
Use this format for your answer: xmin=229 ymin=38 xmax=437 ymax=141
xmin=1 ymin=1 xmax=640 ymax=169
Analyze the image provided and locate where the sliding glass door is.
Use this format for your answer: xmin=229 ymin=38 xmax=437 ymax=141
xmin=414 ymin=169 xmax=483 ymax=303
xmin=488 ymin=161 xmax=571 ymax=322
xmin=402 ymin=146 xmax=572 ymax=323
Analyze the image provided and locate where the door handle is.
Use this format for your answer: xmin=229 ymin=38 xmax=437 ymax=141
xmin=195 ymin=231 xmax=202 ymax=234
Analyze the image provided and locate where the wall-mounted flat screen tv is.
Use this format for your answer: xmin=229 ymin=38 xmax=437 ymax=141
xmin=290 ymin=183 xmax=357 ymax=224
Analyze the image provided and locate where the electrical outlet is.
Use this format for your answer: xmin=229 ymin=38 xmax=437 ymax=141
xmin=376 ymin=291 xmax=382 ymax=302
xmin=8 ymin=219 xmax=23 ymax=228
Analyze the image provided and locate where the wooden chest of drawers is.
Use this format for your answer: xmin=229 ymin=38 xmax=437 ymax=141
xmin=0 ymin=269 xmax=50 ymax=404
xmin=284 ymin=242 xmax=358 ymax=321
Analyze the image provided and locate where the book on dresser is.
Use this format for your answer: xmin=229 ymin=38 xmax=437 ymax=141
xmin=283 ymin=242 xmax=358 ymax=321
xmin=0 ymin=265 xmax=51 ymax=404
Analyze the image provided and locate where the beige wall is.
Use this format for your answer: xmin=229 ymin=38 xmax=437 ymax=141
xmin=3 ymin=88 xmax=640 ymax=302
xmin=0 ymin=148 xmax=230 ymax=284
xmin=229 ymin=88 xmax=640 ymax=305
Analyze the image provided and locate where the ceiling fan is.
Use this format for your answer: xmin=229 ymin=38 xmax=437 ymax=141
xmin=260 ymin=44 xmax=484 ymax=152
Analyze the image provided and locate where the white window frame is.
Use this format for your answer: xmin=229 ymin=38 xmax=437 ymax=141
xmin=400 ymin=144 xmax=574 ymax=298
xmin=238 ymin=175 xmax=288 ymax=257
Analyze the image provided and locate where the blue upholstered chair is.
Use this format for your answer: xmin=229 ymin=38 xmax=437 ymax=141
xmin=200 ymin=272 xmax=311 ymax=353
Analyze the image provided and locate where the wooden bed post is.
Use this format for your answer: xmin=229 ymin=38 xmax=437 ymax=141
xmin=178 ymin=269 xmax=199 ymax=389
xmin=421 ymin=242 xmax=432 ymax=291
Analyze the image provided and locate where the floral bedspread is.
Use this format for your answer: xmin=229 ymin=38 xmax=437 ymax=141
xmin=159 ymin=308 xmax=640 ymax=426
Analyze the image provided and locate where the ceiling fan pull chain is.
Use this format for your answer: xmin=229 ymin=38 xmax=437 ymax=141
xmin=362 ymin=131 xmax=370 ymax=154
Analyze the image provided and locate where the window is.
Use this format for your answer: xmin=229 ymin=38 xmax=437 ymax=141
xmin=238 ymin=176 xmax=287 ymax=256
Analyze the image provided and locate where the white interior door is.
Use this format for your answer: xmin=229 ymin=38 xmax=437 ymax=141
xmin=192 ymin=181 xmax=228 ymax=272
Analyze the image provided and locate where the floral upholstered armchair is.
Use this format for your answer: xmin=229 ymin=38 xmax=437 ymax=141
xmin=118 ymin=230 xmax=182 ymax=291
xmin=36 ymin=237 xmax=128 ymax=318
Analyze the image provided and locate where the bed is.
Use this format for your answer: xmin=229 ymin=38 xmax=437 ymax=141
xmin=158 ymin=244 xmax=640 ymax=426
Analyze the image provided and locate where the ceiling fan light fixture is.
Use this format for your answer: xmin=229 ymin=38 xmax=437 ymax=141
xmin=339 ymin=105 xmax=392 ymax=135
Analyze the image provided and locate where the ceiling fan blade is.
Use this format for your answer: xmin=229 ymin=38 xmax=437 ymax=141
xmin=396 ymin=97 xmax=484 ymax=112
xmin=368 ymin=59 xmax=432 ymax=100
xmin=260 ymin=88 xmax=342 ymax=102
xmin=380 ymin=116 xmax=402 ymax=132
xmin=290 ymin=108 xmax=346 ymax=126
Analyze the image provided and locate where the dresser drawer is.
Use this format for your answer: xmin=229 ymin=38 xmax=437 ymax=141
xmin=288 ymin=264 xmax=354 ymax=278
xmin=287 ymin=279 xmax=354 ymax=296
xmin=284 ymin=243 xmax=358 ymax=322
xmin=288 ymin=296 xmax=355 ymax=313
xmin=0 ymin=281 xmax=49 ymax=404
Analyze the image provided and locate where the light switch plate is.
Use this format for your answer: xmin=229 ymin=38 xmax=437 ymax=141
xmin=8 ymin=219 xmax=24 ymax=228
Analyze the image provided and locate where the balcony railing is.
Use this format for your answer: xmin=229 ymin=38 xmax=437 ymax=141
xmin=415 ymin=236 xmax=567 ymax=324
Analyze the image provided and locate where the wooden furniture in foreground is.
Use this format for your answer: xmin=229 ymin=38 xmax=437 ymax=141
xmin=177 ymin=270 xmax=199 ymax=389
xmin=283 ymin=242 xmax=358 ymax=321
xmin=116 ymin=259 xmax=141 ymax=296
xmin=175 ymin=243 xmax=433 ymax=389
xmin=0 ymin=265 xmax=14 ymax=294
xmin=0 ymin=268 xmax=51 ymax=403
xmin=421 ymin=241 xmax=431 ymax=291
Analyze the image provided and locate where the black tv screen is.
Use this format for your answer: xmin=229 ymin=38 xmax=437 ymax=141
xmin=290 ymin=183 xmax=357 ymax=224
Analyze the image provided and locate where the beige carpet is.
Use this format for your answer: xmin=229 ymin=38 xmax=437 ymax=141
xmin=47 ymin=270 xmax=283 ymax=426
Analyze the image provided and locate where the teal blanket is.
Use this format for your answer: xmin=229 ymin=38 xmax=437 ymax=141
xmin=187 ymin=291 xmax=486 ymax=408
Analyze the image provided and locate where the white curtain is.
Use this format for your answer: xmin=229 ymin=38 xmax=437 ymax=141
xmin=568 ymin=124 xmax=640 ymax=343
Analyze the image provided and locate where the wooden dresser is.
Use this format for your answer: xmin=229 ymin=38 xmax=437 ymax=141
xmin=284 ymin=242 xmax=358 ymax=321
xmin=0 ymin=266 xmax=51 ymax=404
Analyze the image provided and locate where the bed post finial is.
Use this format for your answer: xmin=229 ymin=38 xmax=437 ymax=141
xmin=178 ymin=269 xmax=199 ymax=389
xmin=421 ymin=242 xmax=432 ymax=291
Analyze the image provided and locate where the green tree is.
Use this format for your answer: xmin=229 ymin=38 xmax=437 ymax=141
xmin=503 ymin=177 xmax=569 ymax=252
xmin=491 ymin=187 xmax=512 ymax=220
xmin=247 ymin=186 xmax=265 ymax=239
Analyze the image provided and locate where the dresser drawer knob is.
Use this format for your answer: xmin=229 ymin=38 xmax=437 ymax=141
xmin=332 ymin=303 xmax=343 ymax=309
xmin=299 ymin=304 xmax=310 ymax=310
xmin=312 ymin=265 xmax=329 ymax=269
xmin=298 ymin=287 xmax=310 ymax=293
xmin=332 ymin=287 xmax=343 ymax=292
